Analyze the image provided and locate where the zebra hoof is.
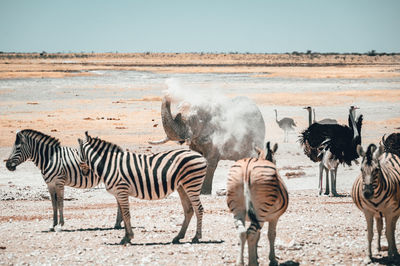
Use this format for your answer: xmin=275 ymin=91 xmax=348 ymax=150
xmin=172 ymin=237 xmax=181 ymax=244
xmin=114 ymin=224 xmax=123 ymax=230
xmin=119 ymin=236 xmax=132 ymax=245
xmin=191 ymin=236 xmax=199 ymax=243
xmin=269 ymin=260 xmax=278 ymax=266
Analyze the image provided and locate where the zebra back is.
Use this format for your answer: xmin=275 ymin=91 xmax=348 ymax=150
xmin=120 ymin=149 xmax=207 ymax=200
xmin=80 ymin=133 xmax=207 ymax=200
xmin=227 ymin=157 xmax=288 ymax=222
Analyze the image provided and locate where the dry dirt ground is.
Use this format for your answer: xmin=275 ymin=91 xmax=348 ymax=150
xmin=1 ymin=53 xmax=400 ymax=265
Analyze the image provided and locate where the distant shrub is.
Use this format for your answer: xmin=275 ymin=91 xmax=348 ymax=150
xmin=367 ymin=50 xmax=376 ymax=56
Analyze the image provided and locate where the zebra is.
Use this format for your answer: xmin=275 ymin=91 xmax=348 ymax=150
xmin=5 ymin=129 xmax=122 ymax=231
xmin=352 ymin=143 xmax=400 ymax=259
xmin=227 ymin=142 xmax=288 ymax=266
xmin=77 ymin=131 xmax=207 ymax=244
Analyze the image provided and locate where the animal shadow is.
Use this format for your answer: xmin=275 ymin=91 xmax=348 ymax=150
xmin=40 ymin=226 xmax=142 ymax=233
xmin=371 ymin=255 xmax=400 ymax=265
xmin=279 ymin=260 xmax=300 ymax=266
xmin=106 ymin=239 xmax=224 ymax=246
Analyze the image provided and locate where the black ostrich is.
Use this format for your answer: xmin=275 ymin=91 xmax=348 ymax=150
xmin=299 ymin=106 xmax=363 ymax=196
xmin=382 ymin=133 xmax=400 ymax=157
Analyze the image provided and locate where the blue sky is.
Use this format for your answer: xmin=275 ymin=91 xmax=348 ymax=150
xmin=0 ymin=0 xmax=399 ymax=53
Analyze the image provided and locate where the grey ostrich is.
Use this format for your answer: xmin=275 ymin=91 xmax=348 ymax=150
xmin=274 ymin=109 xmax=296 ymax=143
xmin=304 ymin=106 xmax=338 ymax=125
xmin=313 ymin=108 xmax=338 ymax=124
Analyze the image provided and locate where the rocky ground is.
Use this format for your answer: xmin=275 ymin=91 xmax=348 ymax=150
xmin=1 ymin=142 xmax=400 ymax=265
xmin=1 ymin=186 xmax=400 ymax=265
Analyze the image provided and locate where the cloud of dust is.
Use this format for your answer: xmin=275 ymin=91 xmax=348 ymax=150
xmin=164 ymin=78 xmax=264 ymax=156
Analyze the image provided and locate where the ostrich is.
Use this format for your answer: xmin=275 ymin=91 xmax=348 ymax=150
xmin=299 ymin=106 xmax=363 ymax=196
xmin=303 ymin=106 xmax=337 ymax=126
xmin=274 ymin=109 xmax=296 ymax=143
xmin=382 ymin=132 xmax=400 ymax=157
xmin=313 ymin=108 xmax=338 ymax=124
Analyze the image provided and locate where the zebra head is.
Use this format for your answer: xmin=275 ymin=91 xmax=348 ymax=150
xmin=77 ymin=131 xmax=92 ymax=172
xmin=357 ymin=144 xmax=384 ymax=199
xmin=6 ymin=131 xmax=31 ymax=171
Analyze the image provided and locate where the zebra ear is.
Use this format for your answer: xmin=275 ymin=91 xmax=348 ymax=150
xmin=266 ymin=141 xmax=271 ymax=151
xmin=272 ymin=143 xmax=278 ymax=153
xmin=16 ymin=130 xmax=27 ymax=144
xmin=78 ymin=138 xmax=83 ymax=147
xmin=356 ymin=145 xmax=365 ymax=157
xmin=373 ymin=145 xmax=385 ymax=161
xmin=85 ymin=131 xmax=91 ymax=141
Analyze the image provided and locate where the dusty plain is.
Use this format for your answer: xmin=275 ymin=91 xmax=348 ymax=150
xmin=1 ymin=53 xmax=400 ymax=265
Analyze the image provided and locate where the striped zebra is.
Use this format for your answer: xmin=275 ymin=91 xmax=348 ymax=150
xmin=5 ymin=129 xmax=122 ymax=231
xmin=227 ymin=142 xmax=288 ymax=266
xmin=77 ymin=131 xmax=207 ymax=244
xmin=352 ymin=143 xmax=400 ymax=259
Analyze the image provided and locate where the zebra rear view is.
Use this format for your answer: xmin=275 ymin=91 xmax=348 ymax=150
xmin=227 ymin=142 xmax=288 ymax=266
xmin=78 ymin=131 xmax=207 ymax=244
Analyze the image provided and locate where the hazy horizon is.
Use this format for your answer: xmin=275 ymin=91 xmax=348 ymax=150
xmin=1 ymin=0 xmax=399 ymax=54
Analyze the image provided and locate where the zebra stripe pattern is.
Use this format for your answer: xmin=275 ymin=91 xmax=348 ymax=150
xmin=78 ymin=131 xmax=207 ymax=244
xmin=227 ymin=143 xmax=288 ymax=266
xmin=5 ymin=129 xmax=122 ymax=230
xmin=352 ymin=143 xmax=400 ymax=259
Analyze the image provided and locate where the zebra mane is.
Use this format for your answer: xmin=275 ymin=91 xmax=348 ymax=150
xmin=19 ymin=129 xmax=61 ymax=147
xmin=365 ymin=143 xmax=377 ymax=165
xmin=89 ymin=136 xmax=124 ymax=153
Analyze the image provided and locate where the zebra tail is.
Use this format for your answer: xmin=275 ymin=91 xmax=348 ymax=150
xmin=244 ymin=181 xmax=261 ymax=230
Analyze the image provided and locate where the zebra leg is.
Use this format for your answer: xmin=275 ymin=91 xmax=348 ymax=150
xmin=116 ymin=193 xmax=134 ymax=245
xmin=385 ymin=215 xmax=399 ymax=257
xmin=247 ymin=223 xmax=260 ymax=266
xmin=55 ymin=181 xmax=65 ymax=231
xmin=189 ymin=193 xmax=204 ymax=243
xmin=234 ymin=217 xmax=246 ymax=266
xmin=391 ymin=215 xmax=399 ymax=257
xmin=365 ymin=211 xmax=374 ymax=259
xmin=318 ymin=162 xmax=323 ymax=195
xmin=376 ymin=216 xmax=383 ymax=252
xmin=267 ymin=219 xmax=278 ymax=266
xmin=172 ymin=186 xmax=194 ymax=244
xmin=114 ymin=202 xmax=123 ymax=229
xmin=324 ymin=167 xmax=330 ymax=195
xmin=47 ymin=185 xmax=58 ymax=231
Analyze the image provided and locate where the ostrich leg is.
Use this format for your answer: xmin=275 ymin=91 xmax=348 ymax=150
xmin=330 ymin=167 xmax=338 ymax=197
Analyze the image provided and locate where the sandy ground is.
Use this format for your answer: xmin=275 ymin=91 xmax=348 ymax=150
xmin=1 ymin=54 xmax=400 ymax=265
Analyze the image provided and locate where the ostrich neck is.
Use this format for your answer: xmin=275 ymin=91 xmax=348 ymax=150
xmin=308 ymin=109 xmax=313 ymax=126
xmin=349 ymin=108 xmax=358 ymax=139
xmin=274 ymin=110 xmax=278 ymax=123
xmin=312 ymin=109 xmax=316 ymax=124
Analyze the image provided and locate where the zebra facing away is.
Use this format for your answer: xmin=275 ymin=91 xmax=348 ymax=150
xmin=5 ymin=129 xmax=123 ymax=231
xmin=77 ymin=131 xmax=207 ymax=244
xmin=227 ymin=142 xmax=288 ymax=266
xmin=352 ymin=143 xmax=400 ymax=260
